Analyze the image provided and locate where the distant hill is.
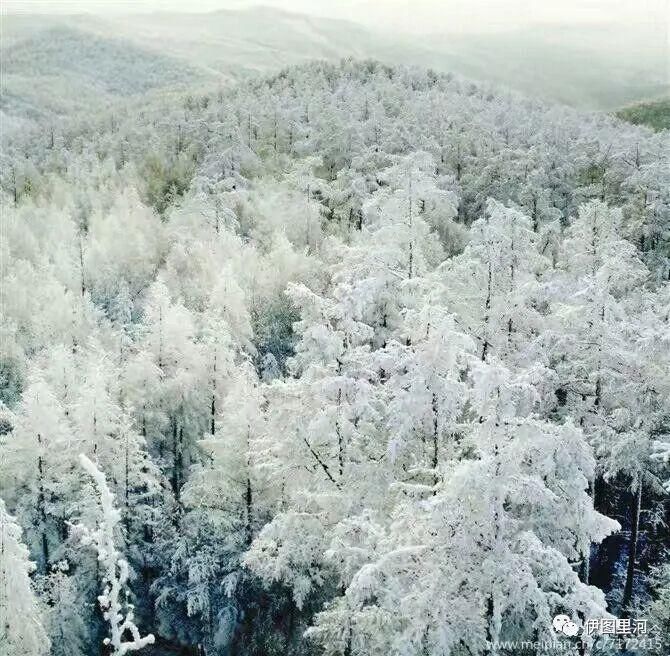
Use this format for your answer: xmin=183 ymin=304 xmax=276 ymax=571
xmin=617 ymin=98 xmax=670 ymax=132
xmin=66 ymin=9 xmax=666 ymax=110
xmin=419 ymin=22 xmax=669 ymax=110
xmin=64 ymin=8 xmax=396 ymax=75
xmin=1 ymin=8 xmax=667 ymax=128
xmin=0 ymin=24 xmax=211 ymax=127
xmin=84 ymin=9 xmax=668 ymax=111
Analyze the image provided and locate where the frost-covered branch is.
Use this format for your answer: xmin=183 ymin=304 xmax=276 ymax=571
xmin=652 ymin=440 xmax=670 ymax=491
xmin=77 ymin=454 xmax=155 ymax=655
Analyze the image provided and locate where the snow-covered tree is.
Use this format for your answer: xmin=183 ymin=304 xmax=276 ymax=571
xmin=0 ymin=374 xmax=79 ymax=571
xmin=76 ymin=454 xmax=155 ymax=655
xmin=307 ymin=361 xmax=618 ymax=656
xmin=439 ymin=198 xmax=545 ymax=364
xmin=0 ymin=498 xmax=50 ymax=656
xmin=161 ymin=362 xmax=268 ymax=653
xmin=380 ymin=304 xmax=474 ymax=486
xmin=2 ymin=56 xmax=670 ymax=656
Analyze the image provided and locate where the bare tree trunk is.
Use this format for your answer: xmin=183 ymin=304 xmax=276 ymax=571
xmin=344 ymin=625 xmax=353 ymax=656
xmin=485 ymin=594 xmax=496 ymax=656
xmin=580 ymin=476 xmax=595 ymax=584
xmin=10 ymin=166 xmax=18 ymax=205
xmin=123 ymin=435 xmax=130 ymax=543
xmin=245 ymin=476 xmax=253 ymax=548
xmin=283 ymin=596 xmax=295 ymax=656
xmin=622 ymin=482 xmax=642 ymax=615
xmin=431 ymin=393 xmax=439 ymax=491
xmin=408 ymin=174 xmax=414 ymax=279
xmin=79 ymin=238 xmax=86 ymax=297
xmin=171 ymin=419 xmax=184 ymax=506
xmin=336 ymin=387 xmax=344 ymax=478
xmin=211 ymin=354 xmax=217 ymax=436
xmin=481 ymin=261 xmax=492 ymax=361
xmin=37 ymin=433 xmax=49 ymax=570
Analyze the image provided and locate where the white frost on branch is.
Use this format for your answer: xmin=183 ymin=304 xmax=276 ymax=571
xmin=77 ymin=454 xmax=155 ymax=655
xmin=652 ymin=440 xmax=670 ymax=491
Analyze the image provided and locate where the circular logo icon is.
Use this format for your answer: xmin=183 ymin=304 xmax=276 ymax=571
xmin=562 ymin=621 xmax=579 ymax=637
xmin=552 ymin=615 xmax=571 ymax=633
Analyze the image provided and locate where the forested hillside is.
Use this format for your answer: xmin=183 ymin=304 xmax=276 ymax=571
xmin=3 ymin=9 xmax=667 ymax=118
xmin=0 ymin=24 xmax=210 ymax=133
xmin=1 ymin=60 xmax=670 ymax=655
xmin=617 ymin=99 xmax=670 ymax=133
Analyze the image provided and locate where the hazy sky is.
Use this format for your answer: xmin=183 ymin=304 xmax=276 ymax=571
xmin=3 ymin=0 xmax=669 ymax=33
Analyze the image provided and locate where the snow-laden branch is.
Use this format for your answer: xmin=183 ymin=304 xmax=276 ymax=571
xmin=78 ymin=454 xmax=155 ymax=655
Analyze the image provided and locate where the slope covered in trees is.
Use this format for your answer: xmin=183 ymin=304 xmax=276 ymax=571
xmin=0 ymin=25 xmax=210 ymax=133
xmin=1 ymin=60 xmax=669 ymax=655
xmin=617 ymin=98 xmax=670 ymax=133
xmin=3 ymin=9 xmax=668 ymax=116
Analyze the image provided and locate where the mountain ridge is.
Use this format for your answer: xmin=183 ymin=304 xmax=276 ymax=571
xmin=1 ymin=6 xmax=667 ymax=133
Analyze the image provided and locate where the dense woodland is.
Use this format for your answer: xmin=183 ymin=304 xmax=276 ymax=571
xmin=1 ymin=60 xmax=670 ymax=655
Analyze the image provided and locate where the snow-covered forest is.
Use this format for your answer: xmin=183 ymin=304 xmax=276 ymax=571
xmin=1 ymin=56 xmax=670 ymax=655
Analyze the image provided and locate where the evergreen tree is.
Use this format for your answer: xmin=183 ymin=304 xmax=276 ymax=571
xmin=0 ymin=498 xmax=50 ymax=656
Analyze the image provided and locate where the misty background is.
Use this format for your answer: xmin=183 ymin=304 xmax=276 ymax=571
xmin=1 ymin=0 xmax=669 ymax=132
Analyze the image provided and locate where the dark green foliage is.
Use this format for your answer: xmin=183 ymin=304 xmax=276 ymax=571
xmin=617 ymin=99 xmax=670 ymax=132
xmin=141 ymin=154 xmax=196 ymax=215
xmin=252 ymin=295 xmax=299 ymax=377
